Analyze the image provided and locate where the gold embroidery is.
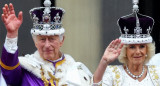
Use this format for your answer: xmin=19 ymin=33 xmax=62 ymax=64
xmin=40 ymin=57 xmax=67 ymax=86
xmin=57 ymin=69 xmax=62 ymax=73
xmin=40 ymin=67 xmax=60 ymax=86
xmin=0 ymin=59 xmax=20 ymax=70
xmin=110 ymin=66 xmax=120 ymax=86
xmin=149 ymin=65 xmax=159 ymax=86
xmin=48 ymin=72 xmax=60 ymax=85
xmin=115 ymin=74 xmax=120 ymax=79
xmin=55 ymin=58 xmax=66 ymax=68
xmin=49 ymin=78 xmax=54 ymax=86
xmin=41 ymin=67 xmax=49 ymax=86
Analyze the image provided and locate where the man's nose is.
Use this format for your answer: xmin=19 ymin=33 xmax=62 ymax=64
xmin=44 ymin=39 xmax=51 ymax=47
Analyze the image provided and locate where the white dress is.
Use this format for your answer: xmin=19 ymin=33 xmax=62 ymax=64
xmin=122 ymin=66 xmax=153 ymax=86
xmin=147 ymin=53 xmax=160 ymax=65
xmin=102 ymin=65 xmax=160 ymax=86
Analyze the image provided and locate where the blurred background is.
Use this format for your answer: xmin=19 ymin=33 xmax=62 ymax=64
xmin=0 ymin=0 xmax=159 ymax=73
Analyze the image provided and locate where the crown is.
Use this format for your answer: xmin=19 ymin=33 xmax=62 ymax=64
xmin=117 ymin=0 xmax=154 ymax=44
xmin=29 ymin=0 xmax=65 ymax=35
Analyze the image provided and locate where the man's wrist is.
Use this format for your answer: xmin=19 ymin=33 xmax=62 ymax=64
xmin=7 ymin=32 xmax=18 ymax=38
xmin=4 ymin=36 xmax=18 ymax=54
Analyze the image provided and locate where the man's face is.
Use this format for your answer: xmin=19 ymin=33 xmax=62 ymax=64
xmin=34 ymin=35 xmax=64 ymax=60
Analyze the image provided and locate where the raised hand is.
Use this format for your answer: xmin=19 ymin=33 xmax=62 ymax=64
xmin=93 ymin=39 xmax=123 ymax=83
xmin=1 ymin=3 xmax=23 ymax=38
xmin=102 ymin=39 xmax=123 ymax=64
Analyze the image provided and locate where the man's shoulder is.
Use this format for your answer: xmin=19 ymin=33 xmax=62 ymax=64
xmin=64 ymin=54 xmax=75 ymax=62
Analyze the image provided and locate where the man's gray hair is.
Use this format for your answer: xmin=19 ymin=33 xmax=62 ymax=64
xmin=59 ymin=34 xmax=64 ymax=42
xmin=32 ymin=34 xmax=64 ymax=42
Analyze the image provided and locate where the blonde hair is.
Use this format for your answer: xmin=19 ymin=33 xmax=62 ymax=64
xmin=118 ymin=43 xmax=155 ymax=64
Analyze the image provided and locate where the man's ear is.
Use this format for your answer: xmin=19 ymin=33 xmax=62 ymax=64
xmin=60 ymin=36 xmax=65 ymax=47
xmin=33 ymin=36 xmax=38 ymax=48
xmin=34 ymin=40 xmax=38 ymax=49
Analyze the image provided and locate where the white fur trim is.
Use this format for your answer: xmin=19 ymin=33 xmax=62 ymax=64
xmin=19 ymin=51 xmax=93 ymax=85
xmin=31 ymin=28 xmax=65 ymax=36
xmin=119 ymin=36 xmax=152 ymax=44
xmin=19 ymin=51 xmax=75 ymax=79
xmin=65 ymin=62 xmax=92 ymax=86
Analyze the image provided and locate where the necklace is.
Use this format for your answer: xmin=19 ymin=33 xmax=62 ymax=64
xmin=126 ymin=65 xmax=145 ymax=79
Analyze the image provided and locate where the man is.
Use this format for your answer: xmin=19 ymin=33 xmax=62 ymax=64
xmin=0 ymin=0 xmax=101 ymax=85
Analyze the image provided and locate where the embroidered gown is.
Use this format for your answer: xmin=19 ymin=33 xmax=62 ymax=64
xmin=102 ymin=65 xmax=160 ymax=86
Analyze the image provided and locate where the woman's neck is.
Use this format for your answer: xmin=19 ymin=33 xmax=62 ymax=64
xmin=126 ymin=63 xmax=144 ymax=75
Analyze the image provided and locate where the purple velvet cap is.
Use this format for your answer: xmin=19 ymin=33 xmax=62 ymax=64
xmin=30 ymin=7 xmax=65 ymax=24
xmin=29 ymin=0 xmax=65 ymax=36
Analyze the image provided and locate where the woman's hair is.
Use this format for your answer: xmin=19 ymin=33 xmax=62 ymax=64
xmin=118 ymin=43 xmax=155 ymax=64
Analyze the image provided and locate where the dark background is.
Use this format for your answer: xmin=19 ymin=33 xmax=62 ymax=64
xmin=139 ymin=0 xmax=160 ymax=53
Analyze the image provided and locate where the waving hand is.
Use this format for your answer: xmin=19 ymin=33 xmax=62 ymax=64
xmin=93 ymin=39 xmax=123 ymax=83
xmin=1 ymin=3 xmax=23 ymax=38
xmin=102 ymin=39 xmax=123 ymax=64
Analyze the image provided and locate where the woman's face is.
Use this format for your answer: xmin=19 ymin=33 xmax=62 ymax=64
xmin=126 ymin=44 xmax=147 ymax=65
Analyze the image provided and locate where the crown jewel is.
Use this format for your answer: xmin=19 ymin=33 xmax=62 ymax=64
xmin=30 ymin=0 xmax=65 ymax=36
xmin=117 ymin=0 xmax=154 ymax=44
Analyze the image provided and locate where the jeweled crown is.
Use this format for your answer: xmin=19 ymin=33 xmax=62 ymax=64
xmin=117 ymin=0 xmax=154 ymax=44
xmin=29 ymin=0 xmax=65 ymax=35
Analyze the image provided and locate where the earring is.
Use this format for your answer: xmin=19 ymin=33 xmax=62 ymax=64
xmin=145 ymin=55 xmax=147 ymax=57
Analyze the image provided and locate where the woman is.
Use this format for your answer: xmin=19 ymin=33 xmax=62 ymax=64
xmin=94 ymin=1 xmax=160 ymax=86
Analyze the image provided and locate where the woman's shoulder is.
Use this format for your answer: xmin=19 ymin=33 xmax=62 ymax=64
xmin=103 ymin=65 xmax=123 ymax=86
xmin=148 ymin=65 xmax=160 ymax=69
xmin=105 ymin=65 xmax=123 ymax=75
xmin=148 ymin=65 xmax=160 ymax=74
xmin=107 ymin=65 xmax=123 ymax=70
xmin=147 ymin=53 xmax=160 ymax=65
xmin=147 ymin=65 xmax=160 ymax=85
xmin=148 ymin=65 xmax=160 ymax=78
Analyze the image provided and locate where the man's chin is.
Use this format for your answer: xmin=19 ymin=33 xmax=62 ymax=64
xmin=43 ymin=55 xmax=54 ymax=60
